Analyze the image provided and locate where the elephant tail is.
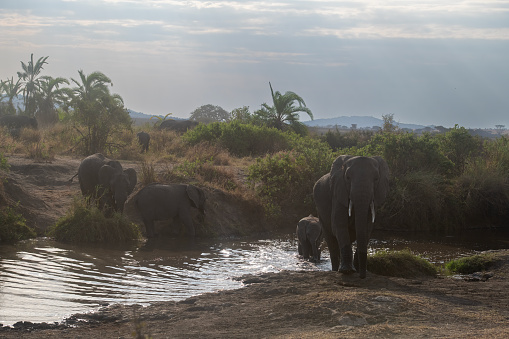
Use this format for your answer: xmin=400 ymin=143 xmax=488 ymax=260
xmin=68 ymin=172 xmax=78 ymax=184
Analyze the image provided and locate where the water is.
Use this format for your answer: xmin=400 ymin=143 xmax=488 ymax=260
xmin=1 ymin=229 xmax=508 ymax=326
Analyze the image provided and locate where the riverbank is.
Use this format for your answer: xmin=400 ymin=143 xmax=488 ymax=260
xmin=2 ymin=249 xmax=508 ymax=338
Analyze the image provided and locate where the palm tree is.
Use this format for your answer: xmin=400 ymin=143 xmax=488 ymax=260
xmin=257 ymin=82 xmax=313 ymax=132
xmin=35 ymin=76 xmax=70 ymax=125
xmin=1 ymin=77 xmax=23 ymax=115
xmin=70 ymin=70 xmax=129 ymax=154
xmin=70 ymin=70 xmax=114 ymax=102
xmin=17 ymin=54 xmax=49 ymax=117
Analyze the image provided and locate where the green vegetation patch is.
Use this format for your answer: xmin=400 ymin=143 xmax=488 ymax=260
xmin=0 ymin=206 xmax=36 ymax=243
xmin=48 ymin=197 xmax=141 ymax=243
xmin=445 ymin=253 xmax=496 ymax=274
xmin=367 ymin=249 xmax=438 ymax=278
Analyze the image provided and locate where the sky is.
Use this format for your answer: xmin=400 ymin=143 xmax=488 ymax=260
xmin=1 ymin=0 xmax=508 ymax=128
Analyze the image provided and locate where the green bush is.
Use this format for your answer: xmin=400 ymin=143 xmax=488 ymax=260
xmin=183 ymin=121 xmax=290 ymax=157
xmin=445 ymin=253 xmax=495 ymax=274
xmin=367 ymin=249 xmax=438 ymax=278
xmin=48 ymin=197 xmax=141 ymax=243
xmin=0 ymin=206 xmax=36 ymax=243
xmin=355 ymin=132 xmax=454 ymax=177
xmin=247 ymin=135 xmax=333 ymax=217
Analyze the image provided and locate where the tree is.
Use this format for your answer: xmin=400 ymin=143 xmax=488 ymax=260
xmin=17 ymin=54 xmax=49 ymax=117
xmin=382 ymin=113 xmax=398 ymax=133
xmin=189 ymin=104 xmax=230 ymax=123
xmin=230 ymin=106 xmax=252 ymax=123
xmin=35 ymin=76 xmax=70 ymax=125
xmin=0 ymin=77 xmax=22 ymax=116
xmin=254 ymin=82 xmax=313 ymax=133
xmin=70 ymin=70 xmax=131 ymax=155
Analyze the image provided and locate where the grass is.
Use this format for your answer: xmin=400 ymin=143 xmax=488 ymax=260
xmin=445 ymin=253 xmax=496 ymax=274
xmin=0 ymin=206 xmax=37 ymax=243
xmin=48 ymin=196 xmax=142 ymax=243
xmin=367 ymin=249 xmax=438 ymax=278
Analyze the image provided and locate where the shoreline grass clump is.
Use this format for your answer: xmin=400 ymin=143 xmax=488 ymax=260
xmin=445 ymin=253 xmax=496 ymax=274
xmin=0 ymin=206 xmax=37 ymax=243
xmin=367 ymin=249 xmax=438 ymax=278
xmin=48 ymin=197 xmax=141 ymax=243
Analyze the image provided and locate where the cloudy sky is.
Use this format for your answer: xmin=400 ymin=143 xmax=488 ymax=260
xmin=1 ymin=0 xmax=508 ymax=128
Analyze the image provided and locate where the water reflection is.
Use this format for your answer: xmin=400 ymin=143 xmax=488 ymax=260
xmin=0 ymin=229 xmax=508 ymax=326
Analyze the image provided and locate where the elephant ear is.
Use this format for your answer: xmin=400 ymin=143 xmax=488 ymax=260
xmin=330 ymin=155 xmax=353 ymax=207
xmin=186 ymin=185 xmax=204 ymax=209
xmin=124 ymin=168 xmax=137 ymax=195
xmin=373 ymin=156 xmax=390 ymax=207
xmin=98 ymin=165 xmax=117 ymax=189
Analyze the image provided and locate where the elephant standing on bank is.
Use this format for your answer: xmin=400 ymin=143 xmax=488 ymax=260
xmin=313 ymin=155 xmax=389 ymax=278
xmin=133 ymin=183 xmax=206 ymax=237
xmin=296 ymin=215 xmax=323 ymax=262
xmin=137 ymin=131 xmax=150 ymax=153
xmin=159 ymin=119 xmax=198 ymax=133
xmin=78 ymin=153 xmax=137 ymax=213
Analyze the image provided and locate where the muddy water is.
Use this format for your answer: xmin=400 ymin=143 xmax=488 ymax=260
xmin=1 ymin=229 xmax=508 ymax=326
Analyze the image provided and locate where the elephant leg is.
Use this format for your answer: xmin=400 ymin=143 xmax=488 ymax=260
xmin=302 ymin=242 xmax=311 ymax=260
xmin=298 ymin=243 xmax=303 ymax=256
xmin=339 ymin=245 xmax=356 ymax=274
xmin=324 ymin=234 xmax=340 ymax=271
xmin=142 ymin=217 xmax=156 ymax=238
xmin=311 ymin=243 xmax=320 ymax=262
xmin=357 ymin=250 xmax=368 ymax=279
xmin=179 ymin=210 xmax=196 ymax=237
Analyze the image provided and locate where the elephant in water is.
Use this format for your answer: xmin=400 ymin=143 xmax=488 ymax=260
xmin=78 ymin=153 xmax=137 ymax=213
xmin=159 ymin=119 xmax=198 ymax=133
xmin=296 ymin=215 xmax=323 ymax=262
xmin=133 ymin=183 xmax=206 ymax=237
xmin=313 ymin=155 xmax=389 ymax=279
xmin=137 ymin=131 xmax=150 ymax=153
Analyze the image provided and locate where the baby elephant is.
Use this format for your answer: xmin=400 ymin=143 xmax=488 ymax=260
xmin=133 ymin=183 xmax=206 ymax=237
xmin=296 ymin=215 xmax=323 ymax=262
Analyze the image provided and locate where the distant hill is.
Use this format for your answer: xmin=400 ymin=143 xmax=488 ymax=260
xmin=303 ymin=116 xmax=427 ymax=130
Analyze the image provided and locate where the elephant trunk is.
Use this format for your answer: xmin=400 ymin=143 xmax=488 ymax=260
xmin=115 ymin=192 xmax=127 ymax=213
xmin=353 ymin=200 xmax=371 ymax=279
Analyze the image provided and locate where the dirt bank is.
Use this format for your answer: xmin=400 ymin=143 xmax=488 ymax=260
xmin=1 ymin=250 xmax=509 ymax=338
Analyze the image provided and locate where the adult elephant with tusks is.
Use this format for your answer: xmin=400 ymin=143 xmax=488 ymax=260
xmin=78 ymin=153 xmax=137 ymax=214
xmin=313 ymin=155 xmax=389 ymax=279
xmin=133 ymin=183 xmax=206 ymax=238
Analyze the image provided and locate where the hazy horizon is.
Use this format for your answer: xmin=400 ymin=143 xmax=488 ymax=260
xmin=1 ymin=1 xmax=508 ymax=129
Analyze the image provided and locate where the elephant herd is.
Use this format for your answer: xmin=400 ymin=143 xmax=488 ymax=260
xmin=78 ymin=152 xmax=389 ymax=279
xmin=77 ymin=153 xmax=205 ymax=237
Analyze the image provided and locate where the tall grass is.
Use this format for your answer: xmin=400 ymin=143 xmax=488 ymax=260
xmin=0 ymin=206 xmax=36 ymax=243
xmin=48 ymin=197 xmax=142 ymax=243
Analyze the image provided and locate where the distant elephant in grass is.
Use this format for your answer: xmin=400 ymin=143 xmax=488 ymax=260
xmin=313 ymin=155 xmax=389 ymax=279
xmin=159 ymin=119 xmax=198 ymax=133
xmin=0 ymin=115 xmax=38 ymax=129
xmin=137 ymin=131 xmax=150 ymax=153
xmin=296 ymin=215 xmax=323 ymax=262
xmin=0 ymin=115 xmax=38 ymax=137
xmin=78 ymin=153 xmax=137 ymax=213
xmin=133 ymin=183 xmax=206 ymax=237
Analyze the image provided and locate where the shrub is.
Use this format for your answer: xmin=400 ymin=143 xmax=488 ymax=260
xmin=48 ymin=197 xmax=141 ymax=243
xmin=438 ymin=125 xmax=481 ymax=175
xmin=445 ymin=253 xmax=495 ymax=274
xmin=367 ymin=249 xmax=438 ymax=278
xmin=184 ymin=121 xmax=290 ymax=157
xmin=247 ymin=133 xmax=333 ymax=218
xmin=454 ymin=165 xmax=509 ymax=226
xmin=0 ymin=206 xmax=36 ymax=243
xmin=357 ymin=132 xmax=454 ymax=177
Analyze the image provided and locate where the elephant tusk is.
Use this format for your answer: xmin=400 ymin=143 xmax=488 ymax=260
xmin=370 ymin=201 xmax=375 ymax=223
xmin=348 ymin=200 xmax=352 ymax=217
